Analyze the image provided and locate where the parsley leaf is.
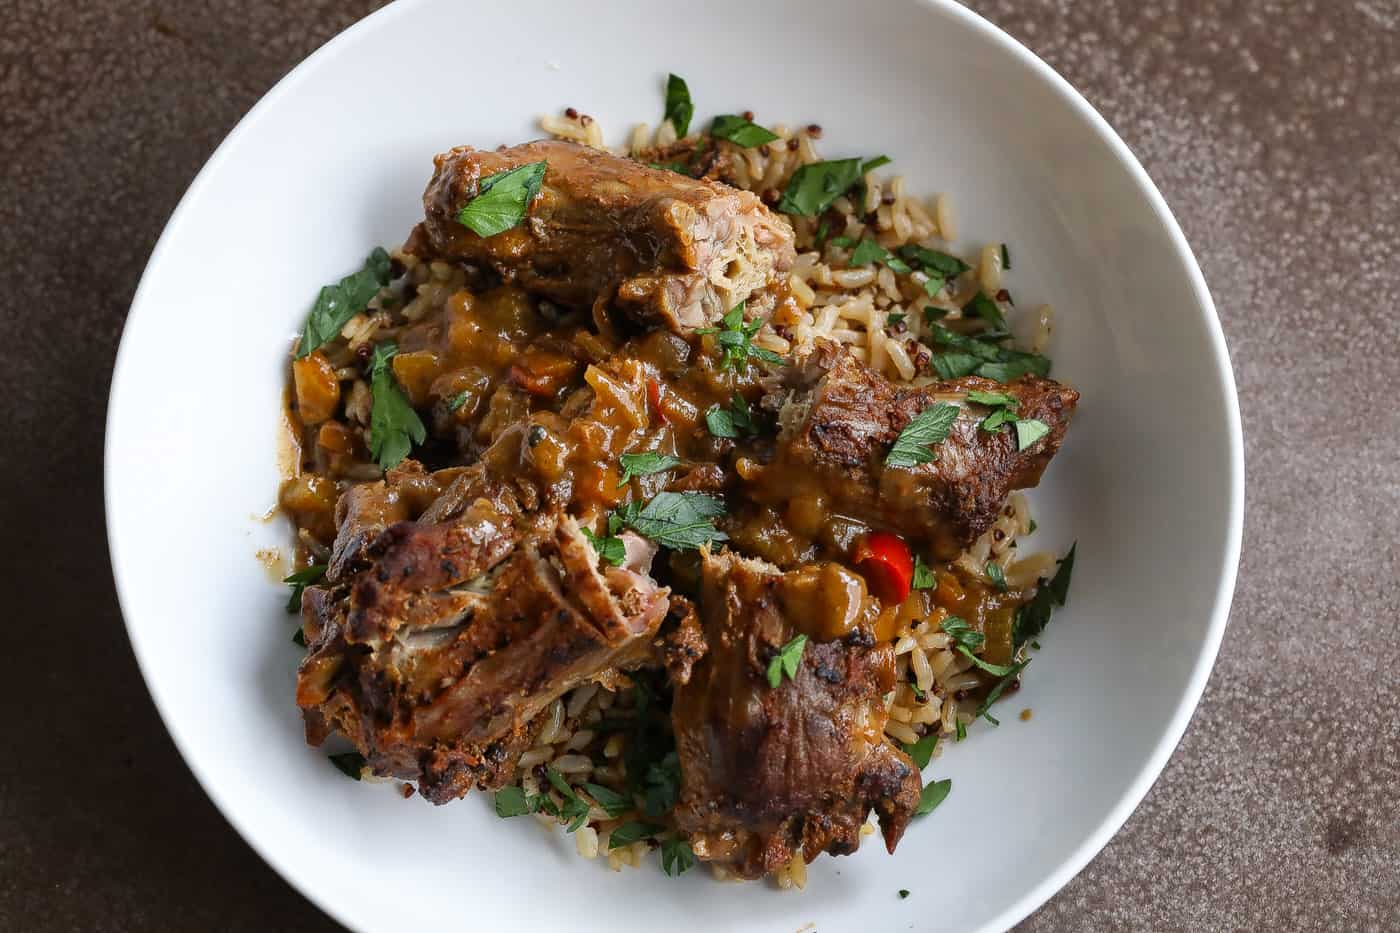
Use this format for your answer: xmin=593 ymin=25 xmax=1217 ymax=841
xmin=1001 ymin=243 xmax=1012 ymax=269
xmin=963 ymin=291 xmax=1009 ymax=335
xmin=614 ymin=491 xmax=727 ymax=550
xmin=457 ymin=161 xmax=547 ymax=238
xmin=661 ymin=836 xmax=696 ymax=876
xmin=888 ymin=311 xmax=907 ymax=326
xmin=494 ymin=786 xmax=536 ymax=818
xmin=1049 ymin=543 xmax=1076 ymax=606
xmin=849 ymin=239 xmax=913 ymax=274
xmin=862 ymin=154 xmax=892 ymax=173
xmin=827 ymin=234 xmax=856 ymax=248
xmin=664 ymin=74 xmax=694 ymax=136
xmin=902 ymin=734 xmax=938 ymax=769
xmin=581 ymin=528 xmax=626 ymax=567
xmin=777 ymin=158 xmax=865 ymax=215
xmin=328 ymin=752 xmax=365 ymax=780
xmin=886 ymin=403 xmax=959 ymax=468
xmin=609 ymin=820 xmax=664 ymax=850
xmin=695 ymin=302 xmax=783 ymax=370
xmin=911 ymin=555 xmax=936 ymax=590
xmin=979 ymin=408 xmax=1018 ymax=433
xmin=1012 ymin=585 xmax=1054 ymax=650
xmin=955 ymin=719 xmax=967 ymax=742
xmin=1014 ymin=418 xmax=1051 ymax=450
xmin=956 ymin=644 xmax=1019 ymax=676
xmin=583 ymin=782 xmax=632 ymax=819
xmin=766 ymin=634 xmax=808 ymax=688
xmin=931 ymin=352 xmax=981 ymax=380
xmin=914 ymin=778 xmax=951 ymax=816
xmin=710 ymin=114 xmax=779 ymax=147
xmin=283 ymin=564 xmax=327 ymax=613
xmin=545 ymin=767 xmax=591 ymax=832
xmin=985 ymin=561 xmax=1007 ymax=592
xmin=447 ymin=390 xmax=473 ymax=412
xmin=975 ymin=658 xmax=1030 ymax=726
xmin=940 ymin=616 xmax=984 ymax=651
xmin=965 ymin=389 xmax=1018 ymax=408
xmin=898 ymin=244 xmax=970 ymax=278
xmin=367 ymin=342 xmax=427 ymax=470
xmin=899 ymin=889 xmax=911 ymax=899
xmin=618 ymin=452 xmax=681 ymax=486
xmin=291 ymin=627 xmax=306 ymax=647
xmin=643 ymin=751 xmax=681 ymax=818
xmin=297 ymin=247 xmax=392 ymax=359
xmin=705 ymin=393 xmax=758 ymax=438
xmin=976 ymin=353 xmax=1051 ymax=383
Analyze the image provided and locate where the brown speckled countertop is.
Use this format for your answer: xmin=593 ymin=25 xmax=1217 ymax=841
xmin=2 ymin=1 xmax=1396 ymax=930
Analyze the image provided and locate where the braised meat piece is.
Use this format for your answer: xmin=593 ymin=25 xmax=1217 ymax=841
xmin=670 ymin=551 xmax=922 ymax=878
xmin=418 ymin=140 xmax=796 ymax=333
xmin=296 ymin=463 xmax=669 ymax=803
xmin=759 ymin=341 xmax=1079 ymax=559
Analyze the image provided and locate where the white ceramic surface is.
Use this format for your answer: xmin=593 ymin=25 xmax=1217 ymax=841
xmin=105 ymin=0 xmax=1243 ymax=930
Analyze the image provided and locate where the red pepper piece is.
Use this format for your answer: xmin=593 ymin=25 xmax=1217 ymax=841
xmin=854 ymin=531 xmax=914 ymax=604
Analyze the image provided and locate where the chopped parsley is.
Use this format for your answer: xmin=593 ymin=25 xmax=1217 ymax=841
xmin=885 ymin=403 xmax=959 ymax=469
xmin=648 ymin=160 xmax=691 ymax=175
xmin=664 ymin=74 xmax=694 ymax=136
xmin=447 ymin=389 xmax=474 ymax=413
xmin=695 ymin=301 xmax=784 ymax=370
xmin=609 ymin=820 xmax=664 ymax=850
xmin=612 ymin=491 xmax=728 ymax=551
xmin=902 ymin=734 xmax=938 ymax=769
xmin=862 ymin=155 xmax=892 ymax=173
xmin=705 ymin=393 xmax=758 ymax=438
xmin=1011 ymin=544 xmax=1076 ymax=648
xmin=283 ymin=563 xmax=327 ymax=613
xmin=493 ymin=785 xmax=535 ymax=818
xmin=897 ymin=244 xmax=970 ymax=279
xmin=925 ymin=323 xmax=1051 ymax=383
xmin=911 ymin=554 xmax=936 ymax=590
xmin=542 ymin=767 xmax=592 ymax=831
xmin=956 ymin=645 xmax=1019 ymax=676
xmin=955 ymin=719 xmax=967 ymax=742
xmin=1028 ymin=518 xmax=1038 ymax=534
xmin=1001 ymin=243 xmax=1012 ymax=269
xmin=367 ymin=342 xmax=427 ymax=470
xmin=963 ymin=291 xmax=1009 ymax=336
xmin=291 ymin=627 xmax=306 ymax=647
xmin=979 ymin=407 xmax=1018 ymax=433
xmin=1014 ymin=418 xmax=1051 ymax=450
xmin=766 ymin=634 xmax=808 ymax=688
xmin=975 ymin=658 xmax=1031 ymax=726
xmin=899 ymin=889 xmax=911 ymax=899
xmin=887 ymin=311 xmax=907 ymax=326
xmin=965 ymin=389 xmax=1017 ymax=408
xmin=849 ymin=239 xmax=913 ymax=274
xmin=710 ymin=114 xmax=779 ymax=147
xmin=914 ymin=778 xmax=951 ymax=816
xmin=328 ymin=752 xmax=365 ymax=780
xmin=642 ymin=750 xmax=681 ymax=818
xmin=456 ymin=161 xmax=547 ymax=238
xmin=661 ymin=836 xmax=696 ymax=876
xmin=581 ymin=527 xmax=626 ymax=566
xmin=297 ymin=247 xmax=392 ymax=359
xmin=827 ymin=234 xmax=856 ymax=248
xmin=940 ymin=616 xmax=984 ymax=651
xmin=985 ymin=561 xmax=1007 ymax=592
xmin=617 ymin=451 xmax=681 ymax=486
xmin=777 ymin=158 xmax=865 ymax=215
xmin=582 ymin=782 xmax=632 ymax=819
xmin=815 ymin=219 xmax=831 ymax=246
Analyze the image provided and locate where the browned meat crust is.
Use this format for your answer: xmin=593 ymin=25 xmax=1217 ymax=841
xmin=296 ymin=464 xmax=670 ymax=804
xmin=418 ymin=139 xmax=795 ymax=333
xmin=670 ymin=551 xmax=921 ymax=878
xmin=764 ymin=340 xmax=1079 ymax=558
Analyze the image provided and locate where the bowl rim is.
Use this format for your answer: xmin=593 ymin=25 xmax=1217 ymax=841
xmin=103 ymin=1 xmax=1244 ymax=929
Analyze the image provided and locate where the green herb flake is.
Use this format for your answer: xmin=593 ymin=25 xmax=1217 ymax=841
xmin=608 ymin=820 xmax=663 ymax=850
xmin=1049 ymin=543 xmax=1076 ymax=606
xmin=1000 ymin=243 xmax=1011 ymax=269
xmin=456 ymin=161 xmax=547 ymax=238
xmin=902 ymin=734 xmax=939 ymax=769
xmin=613 ymin=491 xmax=727 ymax=551
xmin=661 ymin=836 xmax=696 ymax=876
xmin=1031 ymin=640 xmax=1042 ymax=650
xmin=694 ymin=301 xmax=784 ymax=370
xmin=705 ymin=393 xmax=758 ymax=439
xmin=940 ymin=616 xmax=984 ymax=651
xmin=985 ymin=561 xmax=1007 ymax=592
xmin=914 ymin=778 xmax=952 ymax=816
xmin=965 ymin=389 xmax=1018 ymax=408
xmin=956 ymin=644 xmax=1018 ymax=676
xmin=1014 ymin=418 xmax=1051 ymax=450
xmin=367 ymin=342 xmax=427 ymax=470
xmin=955 ymin=719 xmax=967 ymax=742
xmin=888 ymin=311 xmax=907 ymax=326
xmin=545 ymin=767 xmax=592 ymax=832
xmin=283 ymin=563 xmax=327 ymax=613
xmin=1028 ymin=518 xmax=1038 ymax=534
xmin=710 ymin=114 xmax=779 ymax=147
xmin=862 ymin=155 xmax=892 ymax=173
xmin=766 ymin=634 xmax=808 ymax=688
xmin=898 ymin=244 xmax=970 ymax=278
xmin=963 ymin=291 xmax=1009 ymax=335
xmin=975 ymin=659 xmax=1031 ymax=726
xmin=777 ymin=158 xmax=865 ymax=216
xmin=446 ymin=390 xmax=473 ymax=413
xmin=849 ymin=239 xmax=913 ymax=274
xmin=581 ymin=528 xmax=626 ymax=567
xmin=582 ymin=782 xmax=632 ymax=819
xmin=899 ymin=889 xmax=911 ymax=899
xmin=931 ymin=352 xmax=980 ymax=380
xmin=886 ymin=403 xmax=959 ymax=469
xmin=328 ymin=752 xmax=365 ymax=781
xmin=976 ymin=352 xmax=1052 ymax=383
xmin=979 ymin=408 xmax=1017 ymax=433
xmin=291 ymin=627 xmax=306 ymax=647
xmin=815 ymin=219 xmax=830 ymax=246
xmin=297 ymin=247 xmax=392 ymax=359
xmin=494 ymin=786 xmax=536 ymax=818
xmin=911 ymin=554 xmax=936 ymax=590
xmin=826 ymin=234 xmax=856 ymax=248
xmin=617 ymin=452 xmax=681 ymax=486
xmin=664 ymin=74 xmax=694 ymax=136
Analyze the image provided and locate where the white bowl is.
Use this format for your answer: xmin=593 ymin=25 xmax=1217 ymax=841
xmin=105 ymin=0 xmax=1243 ymax=930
